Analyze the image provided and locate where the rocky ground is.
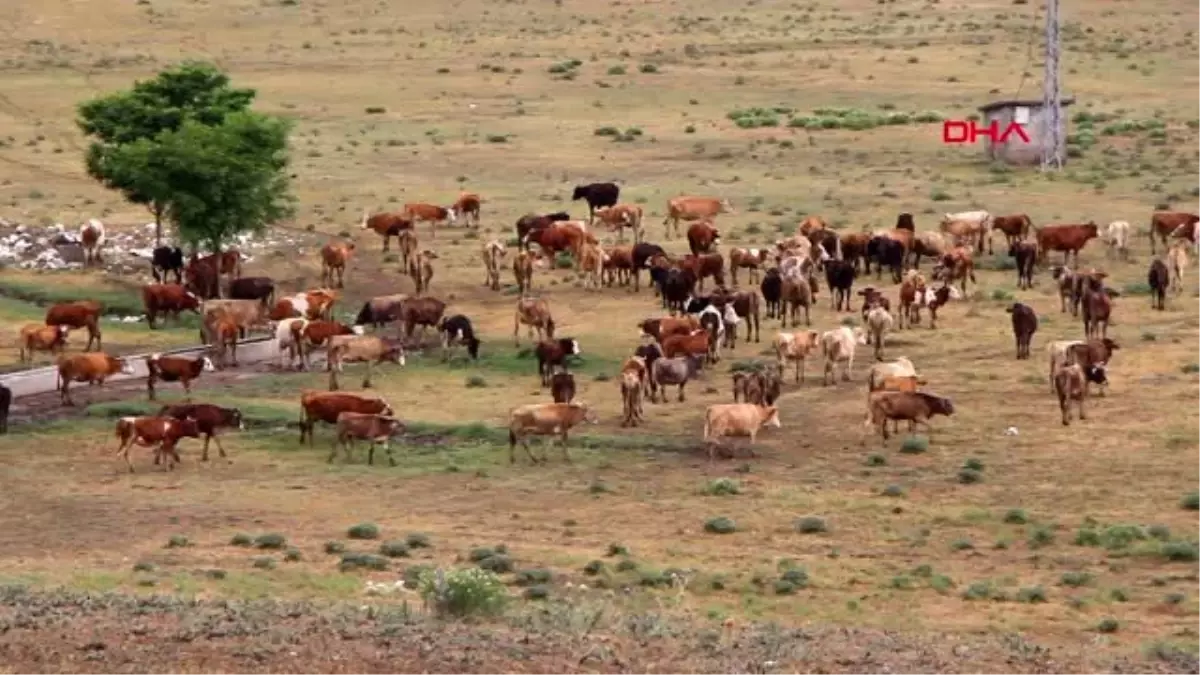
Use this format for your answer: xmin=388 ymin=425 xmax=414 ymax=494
xmin=0 ymin=587 xmax=1193 ymax=674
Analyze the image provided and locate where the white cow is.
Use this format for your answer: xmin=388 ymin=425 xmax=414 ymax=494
xmin=818 ymin=326 xmax=868 ymax=385
xmin=1104 ymin=221 xmax=1130 ymax=261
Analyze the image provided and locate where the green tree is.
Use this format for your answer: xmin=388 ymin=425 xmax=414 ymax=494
xmin=76 ymin=62 xmax=256 ymax=244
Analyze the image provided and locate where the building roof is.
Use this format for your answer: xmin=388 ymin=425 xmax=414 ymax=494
xmin=977 ymin=97 xmax=1076 ymax=113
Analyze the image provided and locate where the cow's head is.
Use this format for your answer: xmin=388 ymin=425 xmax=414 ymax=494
xmin=719 ymin=198 xmax=735 ymax=214
xmin=118 ymin=359 xmax=135 ymax=375
xmin=201 ymin=356 xmax=216 ymax=372
xmin=572 ymin=402 xmax=600 ymax=425
xmin=55 ymin=325 xmax=70 ymax=340
xmin=852 ymin=326 xmax=868 ymax=345
xmin=571 ymin=186 xmax=587 ymax=201
xmin=360 ymin=208 xmax=371 ymax=230
xmin=760 ymin=405 xmax=782 ymax=429
xmin=1084 ymin=363 xmax=1108 ymax=385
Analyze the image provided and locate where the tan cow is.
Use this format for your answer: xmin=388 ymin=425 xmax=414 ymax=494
xmin=507 ymin=402 xmax=599 ymax=464
xmin=404 ymin=202 xmax=457 ymax=238
xmin=331 ymin=412 xmax=407 ymax=466
xmin=320 ymin=241 xmax=355 ymax=288
xmin=774 ymin=330 xmax=820 ymax=383
xmin=1167 ymin=243 xmax=1189 ymax=294
xmin=482 ymin=239 xmax=507 ymax=290
xmin=18 ymin=323 xmax=69 ymax=364
xmin=56 ymin=352 xmax=135 ymax=406
xmin=326 ymin=335 xmax=406 ymax=390
xmin=513 ymin=297 xmax=555 ymax=346
xmin=408 ymin=249 xmax=438 ymax=294
xmin=577 ymin=243 xmax=606 ymax=290
xmin=702 ymin=403 xmax=781 ymax=462
xmin=819 ymin=325 xmax=868 ymax=385
xmin=939 ymin=211 xmax=993 ymax=254
xmin=594 ymin=204 xmax=644 ymax=242
xmin=663 ymin=196 xmax=734 ymax=239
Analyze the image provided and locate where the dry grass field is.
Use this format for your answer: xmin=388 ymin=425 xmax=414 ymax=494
xmin=0 ymin=0 xmax=1197 ymax=671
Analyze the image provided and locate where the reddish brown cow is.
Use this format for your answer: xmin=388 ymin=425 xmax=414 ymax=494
xmin=662 ymin=329 xmax=711 ymax=360
xmin=451 ymin=192 xmax=482 ymax=226
xmin=114 ymin=416 xmax=201 ymax=472
xmin=299 ymin=390 xmax=394 ymax=445
xmin=18 ymin=323 xmax=68 ymax=364
xmin=680 ymin=253 xmax=725 ymax=292
xmin=1149 ymin=211 xmax=1199 ymax=254
xmin=840 ymin=232 xmax=871 ymax=272
xmin=293 ymin=320 xmax=362 ymax=370
xmin=728 ymin=247 xmax=770 ymax=285
xmin=205 ymin=314 xmax=241 ymax=368
xmin=991 ymin=214 xmax=1033 ymax=247
xmin=320 ymin=241 xmax=355 ymax=289
xmin=686 ymin=221 xmax=722 ymax=256
xmin=360 ymin=210 xmax=414 ymax=252
xmin=185 ymin=250 xmax=242 ymax=299
xmin=56 ymin=352 xmax=134 ymax=406
xmin=45 ymin=300 xmax=102 ymax=351
xmin=603 ymin=245 xmax=634 ymax=287
xmin=158 ymin=403 xmax=244 ymax=462
xmin=145 ymin=353 xmax=216 ymax=401
xmin=1036 ymin=222 xmax=1099 ymax=267
xmin=142 ymin=284 xmax=202 ymax=329
xmin=404 ymin=202 xmax=457 ymax=238
xmin=638 ymin=316 xmax=700 ymax=342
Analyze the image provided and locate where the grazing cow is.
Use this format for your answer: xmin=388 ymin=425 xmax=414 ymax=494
xmin=142 ymin=284 xmax=202 ymax=329
xmin=729 ymin=247 xmax=770 ymax=286
xmin=513 ymin=297 xmax=556 ymax=346
xmin=702 ymin=404 xmax=781 ymax=461
xmin=1047 ymin=338 xmax=1117 ymax=397
xmin=326 ymin=335 xmax=406 ymax=390
xmin=114 ymin=416 xmax=201 ymax=472
xmin=866 ymin=305 xmax=893 ymax=360
xmin=1167 ymin=244 xmax=1189 ymax=295
xmin=294 ymin=320 xmax=363 ymax=370
xmin=1052 ymin=363 xmax=1089 ymax=426
xmin=550 ymin=372 xmax=576 ymax=404
xmin=602 ymin=245 xmax=634 ymax=287
xmin=572 ymin=183 xmax=620 ymax=224
xmin=650 ymin=266 xmax=695 ymax=315
xmin=18 ymin=324 xmax=68 ymax=364
xmin=933 ymin=247 xmax=976 ymax=295
xmin=535 ymin=338 xmax=581 ymax=386
xmin=819 ymin=326 xmax=868 ymax=385
xmin=686 ymin=221 xmax=721 ymax=256
xmin=940 ymin=211 xmax=992 ymax=253
xmin=299 ymin=390 xmax=393 ymax=445
xmin=1009 ymin=240 xmax=1038 ymax=290
xmin=865 ymin=391 xmax=955 ymax=443
xmin=400 ymin=296 xmax=447 ymax=342
xmin=638 ymin=316 xmax=699 ymax=343
xmin=910 ymin=231 xmax=949 ymax=270
xmin=331 ymin=412 xmax=406 ymax=466
xmin=145 ymin=353 xmax=216 ymax=401
xmin=840 ymin=232 xmax=871 ymax=273
xmin=159 ymin=403 xmax=244 ymax=462
xmin=649 ymin=354 xmax=703 ymax=403
xmin=353 ymin=293 xmax=408 ymax=331
xmin=732 ymin=370 xmax=766 ymax=405
xmin=1104 ymin=221 xmax=1131 ymax=262
xmin=408 ymin=249 xmax=438 ymax=294
xmin=515 ymin=211 xmax=572 ymax=244
xmin=360 ymin=209 xmax=414 ymax=252
xmin=618 ymin=366 xmax=644 ymax=428
xmin=824 ymin=259 xmax=855 ymax=311
xmin=780 ymin=275 xmax=816 ymax=328
xmin=184 ymin=250 xmax=243 ymax=299
xmin=320 ymin=240 xmax=355 ymax=289
xmin=774 ymin=330 xmax=820 ymax=383
xmin=46 ymin=300 xmax=102 ymax=351
xmin=687 ymin=292 xmax=758 ymax=346
xmin=404 ymin=202 xmax=457 ymax=238
xmin=594 ymin=204 xmax=644 ymax=242
xmin=635 ymin=342 xmax=664 ymax=400
xmin=507 ymin=401 xmax=598 ymax=464
xmin=396 ymin=230 xmax=419 ymax=271
xmin=523 ymin=221 xmax=596 ymax=262
xmin=761 ymin=268 xmax=783 ymax=319
xmin=1149 ymin=211 xmax=1200 ymax=254
xmin=866 ymin=357 xmax=920 ymax=392
xmin=482 ymin=239 xmax=507 ymax=290
xmin=1148 ymin=258 xmax=1170 ymax=310
xmin=228 ymin=277 xmax=276 ymax=308
xmin=1036 ymin=222 xmax=1099 ymax=267
xmin=663 ymin=196 xmax=733 ymax=239
xmin=451 ymin=192 xmax=482 ymax=226
xmin=439 ymin=314 xmax=481 ymax=361
xmin=662 ymin=329 xmax=711 ymax=365
xmin=56 ymin=352 xmax=134 ymax=406
xmin=151 ymin=245 xmax=185 ymax=284
xmin=991 ymin=214 xmax=1033 ymax=249
xmin=866 ymin=236 xmax=906 ymax=283
xmin=79 ymin=219 xmax=106 ymax=267
xmin=577 ymin=243 xmax=607 ymax=291
xmin=1006 ymin=302 xmax=1038 ymax=359
xmin=200 ymin=298 xmax=271 ymax=342
xmin=0 ymin=384 xmax=8 ymax=435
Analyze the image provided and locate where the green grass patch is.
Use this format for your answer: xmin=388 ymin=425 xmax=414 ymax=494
xmin=0 ymin=276 xmax=145 ymax=316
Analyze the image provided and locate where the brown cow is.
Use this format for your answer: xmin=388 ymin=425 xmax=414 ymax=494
xmin=451 ymin=192 xmax=482 ymax=227
xmin=360 ymin=209 xmax=414 ymax=252
xmin=142 ymin=284 xmax=202 ymax=329
xmin=535 ymin=338 xmax=582 ymax=386
xmin=514 ymin=297 xmax=556 ymax=346
xmin=400 ymin=296 xmax=447 ymax=342
xmin=205 ymin=314 xmax=241 ymax=368
xmin=1006 ymin=302 xmax=1038 ymax=360
xmin=114 ymin=416 xmax=201 ymax=472
xmin=408 ymin=249 xmax=438 ymax=294
xmin=594 ymin=204 xmax=644 ymax=243
xmin=798 ymin=215 xmax=827 ymax=236
xmin=353 ymin=293 xmax=407 ymax=330
xmin=662 ymin=329 xmax=710 ymax=361
xmin=185 ymin=250 xmax=243 ymax=299
xmin=865 ymin=391 xmax=955 ymax=443
xmin=1053 ymin=363 xmax=1088 ymax=426
xmin=46 ymin=300 xmax=102 ymax=352
xmin=897 ymin=274 xmax=924 ymax=330
xmin=840 ymin=232 xmax=871 ymax=272
xmin=618 ymin=356 xmax=647 ymax=427
xmin=729 ymin=247 xmax=770 ymax=286
xmin=991 ymin=214 xmax=1033 ymax=248
xmin=680 ymin=253 xmax=725 ymax=292
xmin=200 ymin=298 xmax=271 ymax=342
xmin=1149 ymin=211 xmax=1200 ymax=254
xmin=638 ymin=316 xmax=700 ymax=343
xmin=158 ymin=403 xmax=244 ymax=462
xmin=269 ymin=289 xmax=338 ymax=322
xmin=577 ymin=243 xmax=606 ymax=290
xmin=331 ymin=412 xmax=407 ymax=466
xmin=663 ymin=196 xmax=733 ymax=239
xmin=299 ymin=390 xmax=393 ymax=445
xmin=326 ymin=335 xmax=406 ymax=391
xmin=550 ymin=372 xmax=576 ymax=404
xmin=56 ymin=352 xmax=134 ymax=406
xmin=1036 ymin=222 xmax=1098 ymax=267
xmin=18 ymin=324 xmax=68 ymax=364
xmin=404 ymin=202 xmax=457 ymax=238
xmin=780 ymin=276 xmax=816 ymax=328
xmin=397 ymin=230 xmax=419 ymax=271
xmin=79 ymin=219 xmax=106 ymax=267
xmin=145 ymin=353 xmax=216 ymax=401
xmin=702 ymin=404 xmax=781 ymax=462
xmin=933 ymin=247 xmax=976 ymax=295
xmin=320 ymin=240 xmax=355 ymax=289
xmin=513 ymin=249 xmax=546 ymax=295
xmin=686 ymin=220 xmax=721 ymax=256
xmin=507 ymin=402 xmax=598 ymax=464
xmin=603 ymin=245 xmax=634 ymax=287
xmin=294 ymin=320 xmax=363 ymax=370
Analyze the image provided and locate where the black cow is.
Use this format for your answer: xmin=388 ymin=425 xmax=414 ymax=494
xmin=0 ymin=383 xmax=10 ymax=434
xmin=824 ymin=259 xmax=855 ymax=311
xmin=1148 ymin=259 xmax=1170 ymax=311
xmin=439 ymin=314 xmax=481 ymax=360
xmin=228 ymin=276 xmax=276 ymax=307
xmin=571 ymin=182 xmax=620 ymax=223
xmin=631 ymin=242 xmax=667 ymax=292
xmin=151 ymin=246 xmax=185 ymax=284
xmin=651 ymin=267 xmax=696 ymax=314
xmin=760 ymin=268 xmax=782 ymax=318
xmin=867 ymin=236 xmax=905 ymax=283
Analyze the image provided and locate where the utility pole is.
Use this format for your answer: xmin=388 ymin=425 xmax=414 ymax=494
xmin=1040 ymin=0 xmax=1063 ymax=170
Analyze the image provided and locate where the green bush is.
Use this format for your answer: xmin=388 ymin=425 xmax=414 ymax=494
xmin=478 ymin=554 xmax=514 ymax=573
xmin=379 ymin=541 xmax=411 ymax=558
xmin=582 ymin=560 xmax=605 ymax=576
xmin=324 ymin=540 xmax=346 ymax=554
xmin=418 ymin=567 xmax=508 ymax=617
xmin=347 ymin=523 xmax=381 ymax=540
xmin=229 ymin=533 xmax=253 ymax=547
xmin=339 ymin=553 xmax=389 ymax=572
xmin=1017 ymin=586 xmax=1047 ymax=603
xmin=166 ymin=535 xmax=191 ymax=548
xmin=254 ymin=533 xmax=287 ymax=550
xmin=1096 ymin=617 xmax=1120 ymax=633
xmin=958 ymin=468 xmax=983 ymax=484
xmin=515 ymin=568 xmax=552 ymax=586
xmin=523 ymin=584 xmax=550 ymax=600
xmin=1182 ymin=492 xmax=1200 ymax=510
xmin=469 ymin=546 xmax=496 ymax=562
xmin=1060 ymin=571 xmax=1093 ymax=587
xmin=794 ymin=516 xmax=827 ymax=534
xmin=704 ymin=517 xmax=737 ymax=534
xmin=1002 ymin=509 xmax=1028 ymax=524
xmin=406 ymin=533 xmax=432 ymax=548
xmin=703 ymin=478 xmax=742 ymax=496
xmin=899 ymin=436 xmax=929 ymax=454
xmin=284 ymin=548 xmax=302 ymax=562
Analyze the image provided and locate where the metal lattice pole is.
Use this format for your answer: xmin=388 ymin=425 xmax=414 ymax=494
xmin=1040 ymin=0 xmax=1063 ymax=170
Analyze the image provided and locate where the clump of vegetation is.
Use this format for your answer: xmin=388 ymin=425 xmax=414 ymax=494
xmin=523 ymin=584 xmax=551 ymax=600
xmin=606 ymin=542 xmax=629 ymax=557
xmin=406 ymin=533 xmax=432 ymax=548
xmin=229 ymin=533 xmax=252 ymax=547
xmin=132 ymin=561 xmax=156 ymax=572
xmin=1028 ymin=525 xmax=1055 ymax=549
xmin=324 ymin=540 xmax=346 ymax=555
xmin=784 ymin=106 xmax=944 ymax=132
xmin=417 ymin=567 xmax=508 ymax=617
xmin=1060 ymin=571 xmax=1094 ymax=587
xmin=865 ymin=454 xmax=887 ymax=466
xmin=166 ymin=534 xmax=191 ymax=548
xmin=252 ymin=556 xmax=276 ymax=570
xmin=704 ymin=517 xmax=737 ymax=534
xmin=379 ymin=541 xmax=410 ymax=558
xmin=254 ymin=533 xmax=287 ymax=550
xmin=962 ymin=581 xmax=995 ymax=601
xmin=794 ymin=516 xmax=828 ymax=534
xmin=1016 ymin=586 xmax=1047 ymax=603
xmin=1096 ymin=617 xmax=1120 ymax=633
xmin=478 ymin=554 xmax=514 ymax=573
xmin=1159 ymin=540 xmax=1199 ymax=562
xmin=465 ymin=375 xmax=487 ymax=388
xmin=347 ymin=523 xmax=381 ymax=540
xmin=703 ymin=477 xmax=742 ymax=496
xmin=339 ymin=553 xmax=389 ymax=572
xmin=881 ymin=484 xmax=906 ymax=497
xmin=958 ymin=468 xmax=983 ymax=484
xmin=515 ymin=568 xmax=552 ymax=587
xmin=900 ymin=436 xmax=929 ymax=454
xmin=547 ymin=58 xmax=582 ymax=77
xmin=950 ymin=538 xmax=974 ymax=551
xmin=1182 ymin=491 xmax=1200 ymax=510
xmin=284 ymin=548 xmax=302 ymax=562
xmin=1003 ymin=509 xmax=1028 ymax=524
xmin=583 ymin=560 xmax=606 ymax=576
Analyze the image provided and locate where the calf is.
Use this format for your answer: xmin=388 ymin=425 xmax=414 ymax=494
xmin=866 ymin=235 xmax=906 ymax=283
xmin=653 ymin=266 xmax=697 ymax=314
xmin=649 ymin=354 xmax=703 ymax=403
xmin=939 ymin=211 xmax=991 ymax=253
xmin=56 ymin=352 xmax=134 ymax=406
xmin=865 ymin=391 xmax=955 ymax=443
xmin=933 ymin=247 xmax=976 ymax=295
xmin=1148 ymin=258 xmax=1170 ymax=311
xmin=320 ymin=240 xmax=355 ymax=289
xmin=775 ymin=330 xmax=820 ymax=383
xmin=1053 ymin=363 xmax=1090 ymax=426
xmin=114 ymin=416 xmax=201 ymax=472
xmin=439 ymin=314 xmax=481 ymax=361
xmin=80 ymin=219 xmax=106 ymax=267
xmin=897 ymin=275 xmax=923 ymax=330
xmin=925 ymin=285 xmax=956 ymax=330
xmin=1104 ymin=221 xmax=1131 ymax=262
xmin=151 ymin=245 xmax=185 ymax=284
xmin=1006 ymin=302 xmax=1038 ymax=360
xmin=1168 ymin=244 xmax=1189 ymax=295
xmin=482 ymin=239 xmax=507 ymax=290
xmin=594 ymin=204 xmax=644 ymax=243
xmin=680 ymin=253 xmax=725 ymax=292
xmin=1052 ymin=266 xmax=1077 ymax=314
xmin=825 ymin=259 xmax=855 ymax=312
xmin=572 ymin=183 xmax=620 ymax=224
xmin=331 ymin=411 xmax=406 ymax=466
xmin=46 ymin=300 xmax=102 ymax=351
xmin=819 ymin=326 xmax=868 ymax=385
xmin=857 ymin=286 xmax=891 ymax=322
xmin=1009 ymin=240 xmax=1038 ymax=290
xmin=535 ymin=338 xmax=581 ymax=386
xmin=400 ymin=296 xmax=447 ymax=342
xmin=451 ymin=192 xmax=482 ymax=226
xmin=1047 ymin=338 xmax=1117 ymax=397
xmin=514 ymin=297 xmax=556 ymax=346
xmin=408 ymin=249 xmax=438 ymax=294
xmin=275 ymin=318 xmax=307 ymax=370
xmin=205 ymin=314 xmax=241 ymax=368
xmin=142 ymin=284 xmax=202 ymax=329
xmin=18 ymin=324 xmax=68 ymax=364
xmin=702 ymin=404 xmax=781 ymax=462
xmin=360 ymin=209 xmax=414 ymax=252
xmin=602 ymin=245 xmax=634 ymax=287
xmin=732 ymin=370 xmax=767 ymax=405
xmin=299 ymin=390 xmax=393 ymax=445
xmin=404 ymin=202 xmax=457 ymax=238
xmin=145 ymin=353 xmax=216 ymax=401
xmin=618 ymin=366 xmax=645 ymax=428
xmin=550 ymin=372 xmax=576 ymax=404
xmin=158 ymin=403 xmax=244 ymax=462
xmin=866 ymin=305 xmax=894 ymax=360
xmin=729 ymin=247 xmax=770 ymax=286
xmin=512 ymin=249 xmax=546 ymax=295
xmin=326 ymin=335 xmax=406 ymax=391
xmin=991 ymin=214 xmax=1033 ymax=249
xmin=577 ymin=243 xmax=606 ymax=291
xmin=507 ymin=402 xmax=598 ymax=463
xmin=228 ymin=277 xmax=276 ymax=308
xmin=0 ymin=384 xmax=9 ymax=435
xmin=397 ymin=230 xmax=419 ymax=271
xmin=1081 ymin=279 xmax=1115 ymax=341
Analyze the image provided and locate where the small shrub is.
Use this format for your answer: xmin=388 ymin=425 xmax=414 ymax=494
xmin=594 ymin=126 xmax=620 ymax=137
xmin=339 ymin=553 xmax=389 ymax=572
xmin=794 ymin=516 xmax=828 ymax=534
xmin=347 ymin=523 xmax=381 ymax=540
xmin=957 ymin=468 xmax=983 ymax=484
xmin=1148 ymin=524 xmax=1172 ymax=541
xmin=254 ymin=533 xmax=287 ymax=550
xmin=1181 ymin=363 xmax=1200 ymax=374
xmin=406 ymin=533 xmax=432 ymax=548
xmin=607 ymin=65 xmax=626 ymax=75
xmin=418 ymin=567 xmax=507 ymax=617
xmin=780 ymin=567 xmax=809 ymax=588
xmin=963 ymin=458 xmax=984 ymax=471
xmin=911 ymin=564 xmax=933 ymax=578
xmin=950 ymin=538 xmax=974 ymax=551
xmin=606 ymin=542 xmax=629 ymax=557
xmin=402 ymin=564 xmax=433 ymax=589
xmin=478 ymin=554 xmax=514 ymax=573
xmin=206 ymin=568 xmax=227 ymax=580
xmin=1028 ymin=526 xmax=1055 ymax=549
xmin=1003 ymin=509 xmax=1028 ymax=524
xmin=324 ymin=540 xmax=346 ymax=554
xmin=704 ymin=477 xmax=742 ymax=496
xmin=516 ymin=568 xmax=552 ymax=586
xmin=523 ymin=584 xmax=550 ymax=600
xmin=379 ymin=541 xmax=410 ymax=558
xmin=1182 ymin=491 xmax=1200 ymax=510
xmin=252 ymin=556 xmax=276 ymax=570
xmin=773 ymin=579 xmax=798 ymax=595
xmin=639 ymin=63 xmax=659 ymax=74
xmin=583 ymin=560 xmax=605 ymax=576
xmin=704 ymin=517 xmax=737 ymax=534
xmin=899 ymin=436 xmax=929 ymax=454
xmin=132 ymin=561 xmax=155 ymax=572
xmin=1164 ymin=592 xmax=1185 ymax=605
xmin=1060 ymin=571 xmax=1093 ymax=587
xmin=166 ymin=535 xmax=191 ymax=548
xmin=1159 ymin=540 xmax=1199 ymax=562
xmin=1110 ymin=588 xmax=1129 ymax=602
xmin=890 ymin=575 xmax=914 ymax=590
xmin=865 ymin=454 xmax=887 ymax=466
xmin=365 ymin=106 xmax=386 ymax=114
xmin=284 ymin=548 xmax=302 ymax=562
xmin=465 ymin=375 xmax=487 ymax=388
xmin=1096 ymin=617 xmax=1120 ymax=633
xmin=229 ymin=533 xmax=253 ymax=547
xmin=962 ymin=581 xmax=994 ymax=601
xmin=882 ymin=484 xmax=905 ymax=497
xmin=615 ymin=559 xmax=638 ymax=572
xmin=1017 ymin=586 xmax=1047 ymax=603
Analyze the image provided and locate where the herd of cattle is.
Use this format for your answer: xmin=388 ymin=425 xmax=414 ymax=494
xmin=4 ymin=183 xmax=1199 ymax=470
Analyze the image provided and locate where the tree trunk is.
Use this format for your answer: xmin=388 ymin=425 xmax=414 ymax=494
xmin=211 ymin=238 xmax=224 ymax=299
xmin=152 ymin=203 xmax=165 ymax=246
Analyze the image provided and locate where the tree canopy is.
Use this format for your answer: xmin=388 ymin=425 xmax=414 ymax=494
xmin=76 ymin=61 xmax=293 ymax=248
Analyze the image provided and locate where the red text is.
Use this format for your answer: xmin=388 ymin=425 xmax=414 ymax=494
xmin=942 ymin=120 xmax=1031 ymax=144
